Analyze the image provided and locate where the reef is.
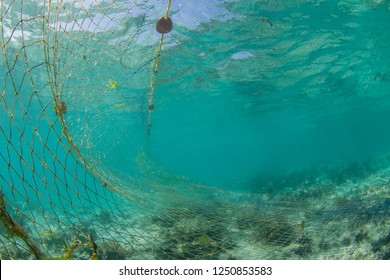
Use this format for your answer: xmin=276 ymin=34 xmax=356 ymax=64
xmin=153 ymin=206 xmax=235 ymax=260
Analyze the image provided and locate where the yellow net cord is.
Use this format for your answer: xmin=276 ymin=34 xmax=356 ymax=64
xmin=147 ymin=0 xmax=173 ymax=135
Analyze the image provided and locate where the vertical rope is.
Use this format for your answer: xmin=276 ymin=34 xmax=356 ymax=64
xmin=147 ymin=0 xmax=173 ymax=135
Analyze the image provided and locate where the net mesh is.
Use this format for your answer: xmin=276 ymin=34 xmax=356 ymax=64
xmin=1 ymin=0 xmax=389 ymax=260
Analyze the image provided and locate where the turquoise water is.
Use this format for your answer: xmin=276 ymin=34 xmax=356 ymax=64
xmin=3 ymin=0 xmax=390 ymax=197
xmin=1 ymin=0 xmax=390 ymax=260
xmin=145 ymin=0 xmax=390 ymax=187
xmin=42 ymin=0 xmax=390 ymax=190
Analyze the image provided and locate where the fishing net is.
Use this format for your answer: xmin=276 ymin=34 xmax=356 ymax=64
xmin=1 ymin=0 xmax=389 ymax=260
